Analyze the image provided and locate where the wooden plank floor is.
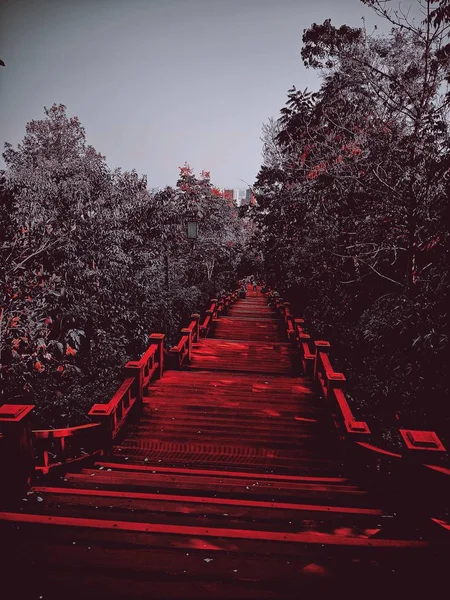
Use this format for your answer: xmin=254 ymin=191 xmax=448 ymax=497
xmin=0 ymin=288 xmax=446 ymax=598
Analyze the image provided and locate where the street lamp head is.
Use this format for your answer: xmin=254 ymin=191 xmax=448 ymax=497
xmin=186 ymin=213 xmax=198 ymax=239
xmin=187 ymin=221 xmax=198 ymax=239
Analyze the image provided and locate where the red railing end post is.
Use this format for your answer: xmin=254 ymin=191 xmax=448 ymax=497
xmin=399 ymin=429 xmax=447 ymax=457
xmin=0 ymin=404 xmax=35 ymax=501
xmin=149 ymin=333 xmax=165 ymax=378
xmin=181 ymin=327 xmax=192 ymax=361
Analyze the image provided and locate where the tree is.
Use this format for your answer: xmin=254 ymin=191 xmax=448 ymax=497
xmin=251 ymin=1 xmax=450 ymax=431
xmin=1 ymin=106 xmax=185 ymax=425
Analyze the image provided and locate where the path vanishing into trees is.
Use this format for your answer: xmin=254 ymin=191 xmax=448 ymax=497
xmin=0 ymin=286 xmax=449 ymax=598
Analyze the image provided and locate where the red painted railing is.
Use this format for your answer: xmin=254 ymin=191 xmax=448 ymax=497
xmin=33 ymin=423 xmax=104 ymax=476
xmin=0 ymin=289 xmax=237 ymax=497
xmin=199 ymin=300 xmax=218 ymax=338
xmin=266 ymin=287 xmax=449 ymax=531
xmin=0 ymin=405 xmax=35 ymax=502
xmin=170 ymin=290 xmax=240 ymax=367
xmin=3 ymin=283 xmax=447 ymax=531
xmin=268 ymin=288 xmax=448 ymax=451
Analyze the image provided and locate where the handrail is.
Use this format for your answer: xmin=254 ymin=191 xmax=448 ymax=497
xmin=266 ymin=288 xmax=447 ymax=456
xmin=33 ymin=422 xmax=104 ymax=475
xmin=89 ymin=377 xmax=138 ymax=440
xmin=169 ymin=334 xmax=190 ymax=368
xmin=123 ymin=333 xmax=164 ymax=401
xmin=264 ymin=285 xmax=449 ymax=533
xmin=200 ymin=300 xmax=218 ymax=337
xmin=0 ymin=287 xmax=238 ymax=489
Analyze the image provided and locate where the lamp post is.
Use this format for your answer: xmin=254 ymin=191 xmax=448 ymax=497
xmin=161 ymin=215 xmax=199 ymax=290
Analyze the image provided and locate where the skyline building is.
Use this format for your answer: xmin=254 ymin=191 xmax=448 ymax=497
xmin=240 ymin=188 xmax=255 ymax=206
xmin=148 ymin=185 xmax=252 ymax=206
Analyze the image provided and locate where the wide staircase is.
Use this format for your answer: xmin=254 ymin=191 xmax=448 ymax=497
xmin=0 ymin=288 xmax=448 ymax=598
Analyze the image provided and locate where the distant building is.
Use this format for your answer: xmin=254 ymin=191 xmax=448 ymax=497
xmin=237 ymin=189 xmax=246 ymax=204
xmin=240 ymin=188 xmax=255 ymax=206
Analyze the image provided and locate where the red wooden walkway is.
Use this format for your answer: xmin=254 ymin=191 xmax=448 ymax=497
xmin=0 ymin=289 xmax=447 ymax=598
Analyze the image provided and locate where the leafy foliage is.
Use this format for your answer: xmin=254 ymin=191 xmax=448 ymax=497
xmin=0 ymin=106 xmax=249 ymax=427
xmin=251 ymin=1 xmax=450 ymax=432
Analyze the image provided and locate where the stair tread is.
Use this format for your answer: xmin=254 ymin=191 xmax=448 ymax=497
xmin=0 ymin=511 xmax=429 ymax=549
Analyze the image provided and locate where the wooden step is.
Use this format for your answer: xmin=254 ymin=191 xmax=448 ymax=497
xmin=93 ymin=461 xmax=345 ymax=483
xmin=114 ymin=455 xmax=341 ymax=478
xmin=144 ymin=369 xmax=311 ymax=389
xmin=189 ymin=340 xmax=294 ymax=374
xmin=0 ymin=511 xmax=430 ymax=551
xmin=114 ymin=439 xmax=342 ymax=464
xmin=110 ymin=451 xmax=344 ymax=477
xmin=213 ymin=318 xmax=285 ymax=342
xmin=22 ymin=486 xmax=384 ymax=535
xmin=3 ymin=516 xmax=440 ymax=600
xmin=59 ymin=472 xmax=369 ymax=507
xmin=138 ymin=407 xmax=319 ymax=424
xmin=128 ymin=420 xmax=320 ymax=439
xmin=126 ymin=417 xmax=326 ymax=437
xmin=144 ymin=387 xmax=316 ymax=406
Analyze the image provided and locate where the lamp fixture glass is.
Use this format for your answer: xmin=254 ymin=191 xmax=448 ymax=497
xmin=187 ymin=221 xmax=198 ymax=239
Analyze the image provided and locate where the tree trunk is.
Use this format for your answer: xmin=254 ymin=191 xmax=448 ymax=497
xmin=164 ymin=253 xmax=169 ymax=291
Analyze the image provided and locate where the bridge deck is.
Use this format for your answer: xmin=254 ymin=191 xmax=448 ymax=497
xmin=0 ymin=289 xmax=445 ymax=598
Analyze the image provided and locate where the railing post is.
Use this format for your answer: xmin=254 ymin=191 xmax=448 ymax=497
xmin=0 ymin=404 xmax=35 ymax=504
xmin=124 ymin=333 xmax=165 ymax=403
xmin=190 ymin=314 xmax=200 ymax=342
xmin=285 ymin=314 xmax=295 ymax=343
xmin=203 ymin=309 xmax=213 ymax=337
xmin=225 ymin=294 xmax=231 ymax=313
xmin=399 ymin=429 xmax=447 ymax=460
xmin=326 ymin=371 xmax=346 ymax=399
xmin=169 ymin=347 xmax=182 ymax=369
xmin=294 ymin=318 xmax=305 ymax=335
xmin=211 ymin=299 xmax=218 ymax=319
xmin=297 ymin=332 xmax=313 ymax=376
xmin=124 ymin=361 xmax=145 ymax=404
xmin=314 ymin=340 xmax=331 ymax=381
xmin=181 ymin=327 xmax=192 ymax=361
xmin=149 ymin=333 xmax=165 ymax=379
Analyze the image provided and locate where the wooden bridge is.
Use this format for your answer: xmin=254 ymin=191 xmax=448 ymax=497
xmin=0 ymin=285 xmax=449 ymax=598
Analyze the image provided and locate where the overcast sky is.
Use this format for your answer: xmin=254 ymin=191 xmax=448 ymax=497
xmin=0 ymin=0 xmax=423 ymax=188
